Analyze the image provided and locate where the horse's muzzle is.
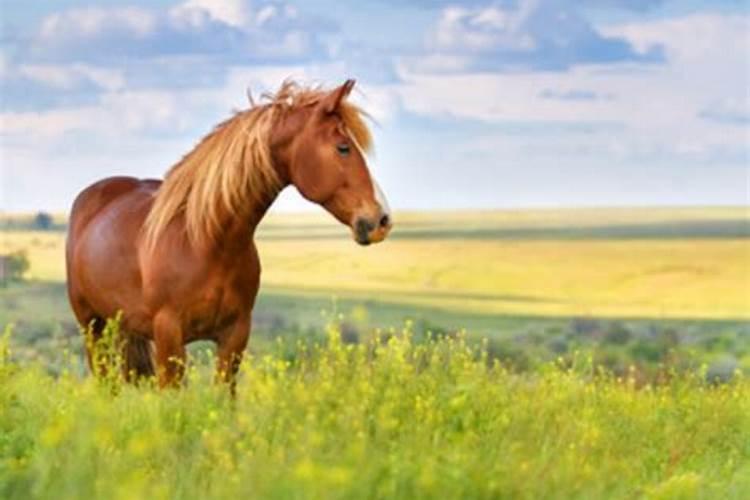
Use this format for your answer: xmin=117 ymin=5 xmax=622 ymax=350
xmin=354 ymin=214 xmax=392 ymax=246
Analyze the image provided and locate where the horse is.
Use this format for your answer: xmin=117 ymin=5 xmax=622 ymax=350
xmin=65 ymin=79 xmax=392 ymax=391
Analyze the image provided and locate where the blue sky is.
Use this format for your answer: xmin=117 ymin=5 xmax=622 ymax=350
xmin=0 ymin=0 xmax=747 ymax=212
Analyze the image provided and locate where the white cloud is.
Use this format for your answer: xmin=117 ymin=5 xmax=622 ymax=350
xmin=220 ymin=64 xmax=402 ymax=124
xmin=0 ymin=61 xmax=399 ymax=143
xmin=26 ymin=1 xmax=331 ymax=67
xmin=410 ymin=0 xmax=663 ymax=73
xmin=38 ymin=7 xmax=157 ymax=41
xmin=432 ymin=4 xmax=537 ymax=53
xmin=699 ymin=98 xmax=750 ymax=125
xmin=0 ymin=0 xmax=336 ymax=114
xmin=18 ymin=64 xmax=125 ymax=91
xmin=3 ymin=3 xmax=747 ymax=212
xmin=395 ymin=13 xmax=749 ymax=164
xmin=0 ymin=87 xmax=217 ymax=140
xmin=176 ymin=0 xmax=250 ymax=27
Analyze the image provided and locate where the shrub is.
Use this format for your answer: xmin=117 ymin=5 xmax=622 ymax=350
xmin=0 ymin=250 xmax=30 ymax=285
xmin=33 ymin=211 xmax=54 ymax=230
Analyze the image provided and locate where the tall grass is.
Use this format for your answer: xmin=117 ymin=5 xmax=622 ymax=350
xmin=1 ymin=323 xmax=749 ymax=499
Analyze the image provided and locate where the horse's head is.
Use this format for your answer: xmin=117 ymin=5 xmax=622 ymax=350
xmin=283 ymin=80 xmax=392 ymax=245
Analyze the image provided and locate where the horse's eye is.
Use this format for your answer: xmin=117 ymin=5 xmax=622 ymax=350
xmin=336 ymin=143 xmax=351 ymax=156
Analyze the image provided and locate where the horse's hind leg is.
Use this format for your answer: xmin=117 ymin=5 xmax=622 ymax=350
xmin=123 ymin=335 xmax=155 ymax=382
xmin=78 ymin=309 xmax=154 ymax=382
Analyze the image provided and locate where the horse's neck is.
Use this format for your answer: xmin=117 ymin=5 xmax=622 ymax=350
xmin=220 ymin=115 xmax=297 ymax=242
xmin=225 ymin=175 xmax=289 ymax=244
xmin=245 ymin=189 xmax=281 ymax=233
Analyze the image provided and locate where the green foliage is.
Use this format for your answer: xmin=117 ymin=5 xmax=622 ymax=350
xmin=84 ymin=313 xmax=132 ymax=392
xmin=0 ymin=251 xmax=30 ymax=286
xmin=0 ymin=325 xmax=12 ymax=376
xmin=33 ymin=212 xmax=54 ymax=231
xmin=0 ymin=324 xmax=748 ymax=499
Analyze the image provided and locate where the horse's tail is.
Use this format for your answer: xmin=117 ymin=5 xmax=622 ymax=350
xmin=124 ymin=335 xmax=155 ymax=381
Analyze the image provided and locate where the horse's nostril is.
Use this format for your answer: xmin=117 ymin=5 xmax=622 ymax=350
xmin=379 ymin=214 xmax=390 ymax=228
xmin=355 ymin=218 xmax=373 ymax=245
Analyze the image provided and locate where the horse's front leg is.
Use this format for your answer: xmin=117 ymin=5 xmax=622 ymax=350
xmin=153 ymin=309 xmax=186 ymax=388
xmin=216 ymin=314 xmax=251 ymax=395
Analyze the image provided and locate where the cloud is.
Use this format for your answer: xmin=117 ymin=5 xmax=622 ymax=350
xmin=395 ymin=13 xmax=748 ymax=166
xmin=407 ymin=0 xmax=664 ymax=73
xmin=0 ymin=92 xmax=192 ymax=140
xmin=538 ymin=89 xmax=614 ymax=101
xmin=178 ymin=0 xmax=251 ymax=27
xmin=2 ymin=2 xmax=747 ymax=212
xmin=380 ymin=0 xmax=746 ymax=12
xmin=378 ymin=0 xmax=665 ymax=9
xmin=27 ymin=3 xmax=333 ymax=65
xmin=580 ymin=0 xmax=665 ymax=10
xmin=17 ymin=64 xmax=125 ymax=91
xmin=698 ymin=99 xmax=750 ymax=126
xmin=0 ymin=1 xmax=338 ymax=111
xmin=326 ymin=42 xmax=401 ymax=84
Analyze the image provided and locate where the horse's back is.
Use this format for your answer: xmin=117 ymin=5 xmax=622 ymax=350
xmin=66 ymin=177 xmax=160 ymax=326
xmin=68 ymin=177 xmax=158 ymax=237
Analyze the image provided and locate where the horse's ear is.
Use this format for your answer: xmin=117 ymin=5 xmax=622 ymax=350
xmin=320 ymin=79 xmax=356 ymax=114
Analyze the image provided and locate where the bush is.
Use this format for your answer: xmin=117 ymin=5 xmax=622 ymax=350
xmin=33 ymin=212 xmax=54 ymax=230
xmin=0 ymin=250 xmax=30 ymax=285
xmin=604 ymin=323 xmax=633 ymax=345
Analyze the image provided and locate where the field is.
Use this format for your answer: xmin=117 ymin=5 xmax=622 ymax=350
xmin=2 ymin=329 xmax=749 ymax=499
xmin=1 ymin=207 xmax=749 ymax=498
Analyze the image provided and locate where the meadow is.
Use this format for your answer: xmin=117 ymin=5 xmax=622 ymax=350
xmin=2 ymin=325 xmax=750 ymax=499
xmin=1 ymin=207 xmax=749 ymax=498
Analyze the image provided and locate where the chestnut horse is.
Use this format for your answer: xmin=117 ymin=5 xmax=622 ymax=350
xmin=66 ymin=79 xmax=392 ymax=390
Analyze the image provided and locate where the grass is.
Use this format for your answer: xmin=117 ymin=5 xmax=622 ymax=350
xmin=259 ymin=238 xmax=749 ymax=319
xmin=1 ymin=325 xmax=749 ymax=499
xmin=1 ymin=207 xmax=749 ymax=498
xmin=2 ymin=207 xmax=749 ymax=319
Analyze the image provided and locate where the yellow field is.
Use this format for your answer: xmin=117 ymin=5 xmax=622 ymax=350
xmin=2 ymin=207 xmax=748 ymax=320
xmin=0 ymin=231 xmax=65 ymax=282
xmin=259 ymin=238 xmax=749 ymax=319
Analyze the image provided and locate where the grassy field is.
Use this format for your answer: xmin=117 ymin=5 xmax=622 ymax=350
xmin=2 ymin=326 xmax=749 ymax=499
xmin=1 ymin=207 xmax=749 ymax=364
xmin=3 ymin=207 xmax=749 ymax=318
xmin=1 ymin=207 xmax=749 ymax=498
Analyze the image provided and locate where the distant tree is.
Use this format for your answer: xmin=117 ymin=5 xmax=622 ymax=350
xmin=34 ymin=212 xmax=54 ymax=230
xmin=0 ymin=250 xmax=30 ymax=286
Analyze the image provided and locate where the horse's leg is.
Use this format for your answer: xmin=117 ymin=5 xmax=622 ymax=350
xmin=152 ymin=310 xmax=186 ymax=388
xmin=216 ymin=315 xmax=251 ymax=395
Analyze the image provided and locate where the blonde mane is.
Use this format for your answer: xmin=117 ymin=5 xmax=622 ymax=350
xmin=142 ymin=80 xmax=373 ymax=250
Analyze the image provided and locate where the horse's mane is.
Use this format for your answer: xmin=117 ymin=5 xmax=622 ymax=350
xmin=142 ymin=80 xmax=372 ymax=250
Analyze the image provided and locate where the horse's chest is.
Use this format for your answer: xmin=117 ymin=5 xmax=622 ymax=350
xmin=182 ymin=285 xmax=244 ymax=340
xmin=143 ymin=240 xmax=260 ymax=341
xmin=179 ymin=265 xmax=258 ymax=341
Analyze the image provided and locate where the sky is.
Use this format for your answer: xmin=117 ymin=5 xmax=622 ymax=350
xmin=0 ymin=0 xmax=748 ymax=213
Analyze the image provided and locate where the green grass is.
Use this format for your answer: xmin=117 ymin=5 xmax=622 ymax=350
xmin=1 ymin=208 xmax=749 ymax=498
xmin=1 ymin=207 xmax=749 ymax=372
xmin=3 ymin=280 xmax=749 ymax=377
xmin=1 ymin=326 xmax=749 ymax=500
